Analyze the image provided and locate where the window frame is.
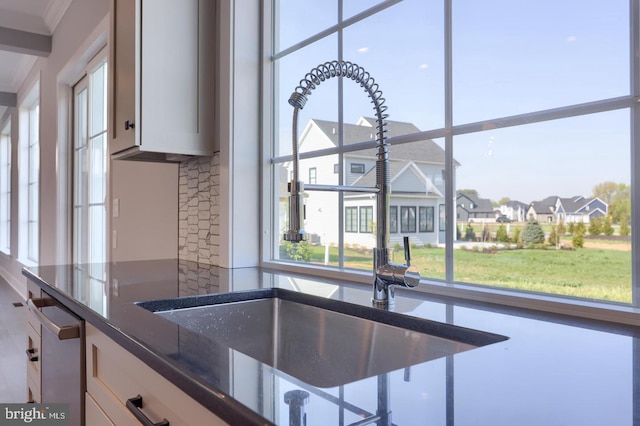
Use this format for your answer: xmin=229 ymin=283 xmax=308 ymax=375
xmin=350 ymin=163 xmax=365 ymax=174
xmin=419 ymin=206 xmax=434 ymax=233
xmin=389 ymin=206 xmax=398 ymax=234
xmin=400 ymin=206 xmax=417 ymax=233
xmin=345 ymin=206 xmax=358 ymax=233
xmin=263 ymin=0 xmax=640 ymax=321
xmin=359 ymin=206 xmax=373 ymax=233
xmin=0 ymin=122 xmax=10 ymax=254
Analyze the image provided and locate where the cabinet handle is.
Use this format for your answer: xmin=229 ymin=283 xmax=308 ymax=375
xmin=126 ymin=395 xmax=169 ymax=426
xmin=125 ymin=120 xmax=135 ymax=130
xmin=27 ymin=298 xmax=80 ymax=340
xmin=25 ymin=348 xmax=38 ymax=362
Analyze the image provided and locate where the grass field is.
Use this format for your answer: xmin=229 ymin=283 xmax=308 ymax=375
xmin=303 ymin=244 xmax=632 ymax=303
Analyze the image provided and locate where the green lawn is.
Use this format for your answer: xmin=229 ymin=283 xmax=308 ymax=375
xmin=305 ymin=244 xmax=632 ymax=303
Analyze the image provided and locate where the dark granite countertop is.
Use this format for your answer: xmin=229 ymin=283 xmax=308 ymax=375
xmin=23 ymin=259 xmax=640 ymax=426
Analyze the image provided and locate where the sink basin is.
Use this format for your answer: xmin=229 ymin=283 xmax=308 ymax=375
xmin=137 ymin=288 xmax=507 ymax=388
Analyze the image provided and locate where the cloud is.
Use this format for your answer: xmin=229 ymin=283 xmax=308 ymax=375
xmin=566 ymin=35 xmax=577 ymax=42
xmin=358 ymin=47 xmax=369 ymax=53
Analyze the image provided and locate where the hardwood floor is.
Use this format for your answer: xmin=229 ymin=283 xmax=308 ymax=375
xmin=0 ymin=277 xmax=26 ymax=403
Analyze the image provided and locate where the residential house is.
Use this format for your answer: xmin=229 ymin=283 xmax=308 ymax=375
xmin=555 ymin=196 xmax=608 ymax=224
xmin=527 ymin=196 xmax=558 ymax=223
xmin=527 ymin=196 xmax=608 ymax=224
xmin=498 ymin=200 xmax=528 ymax=222
xmin=456 ymin=192 xmax=496 ymax=223
xmin=289 ymin=117 xmax=455 ymax=248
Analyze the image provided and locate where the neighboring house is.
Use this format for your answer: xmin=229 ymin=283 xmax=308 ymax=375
xmin=527 ymin=196 xmax=558 ymax=223
xmin=526 ymin=196 xmax=608 ymax=224
xmin=285 ymin=117 xmax=457 ymax=248
xmin=456 ymin=192 xmax=496 ymax=223
xmin=498 ymin=200 xmax=528 ymax=222
xmin=555 ymin=196 xmax=608 ymax=224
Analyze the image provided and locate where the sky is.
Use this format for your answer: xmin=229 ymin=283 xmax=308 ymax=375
xmin=274 ymin=0 xmax=630 ymax=203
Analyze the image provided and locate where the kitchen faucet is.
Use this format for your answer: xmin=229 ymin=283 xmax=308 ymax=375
xmin=284 ymin=60 xmax=421 ymax=309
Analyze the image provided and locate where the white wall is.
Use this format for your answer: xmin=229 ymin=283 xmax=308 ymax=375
xmin=1 ymin=0 xmax=178 ymax=296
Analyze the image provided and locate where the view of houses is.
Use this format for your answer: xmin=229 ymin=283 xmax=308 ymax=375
xmin=283 ymin=117 xmax=610 ymax=249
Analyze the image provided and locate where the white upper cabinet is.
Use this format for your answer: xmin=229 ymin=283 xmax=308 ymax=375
xmin=110 ymin=0 xmax=216 ymax=162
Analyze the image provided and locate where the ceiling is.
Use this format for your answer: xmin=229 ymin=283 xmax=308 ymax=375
xmin=0 ymin=0 xmax=72 ymax=121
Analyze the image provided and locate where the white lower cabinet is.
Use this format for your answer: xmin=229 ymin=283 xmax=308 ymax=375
xmin=85 ymin=323 xmax=228 ymax=425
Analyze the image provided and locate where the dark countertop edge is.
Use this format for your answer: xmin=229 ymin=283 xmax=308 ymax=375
xmin=22 ymin=268 xmax=274 ymax=426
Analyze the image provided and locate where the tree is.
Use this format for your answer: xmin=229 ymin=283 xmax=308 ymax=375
xmin=458 ymin=189 xmax=479 ymax=198
xmin=498 ymin=197 xmax=511 ymax=206
xmin=603 ymin=218 xmax=614 ymax=236
xmin=592 ymin=181 xmax=631 ymax=224
xmin=610 ymin=183 xmax=631 ymax=225
xmin=572 ymin=223 xmax=585 ymax=248
xmin=521 ymin=219 xmax=545 ymax=245
xmin=592 ymin=181 xmax=618 ymax=205
xmin=620 ymin=222 xmax=630 ymax=236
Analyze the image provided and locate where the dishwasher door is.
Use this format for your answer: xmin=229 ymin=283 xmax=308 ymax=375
xmin=29 ymin=292 xmax=85 ymax=426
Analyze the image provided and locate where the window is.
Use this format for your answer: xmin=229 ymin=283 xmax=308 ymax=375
xmin=18 ymin=82 xmax=39 ymax=265
xmin=350 ymin=163 xmax=365 ymax=174
xmin=359 ymin=206 xmax=373 ymax=233
xmin=73 ymin=53 xmax=108 ymax=268
xmin=308 ymin=167 xmax=317 ymax=184
xmin=268 ymin=0 xmax=636 ymax=306
xmin=419 ymin=206 xmax=434 ymax=232
xmin=389 ymin=206 xmax=398 ymax=233
xmin=0 ymin=122 xmax=10 ymax=254
xmin=400 ymin=207 xmax=416 ymax=233
xmin=333 ymin=163 xmax=339 ymax=174
xmin=345 ymin=207 xmax=357 ymax=233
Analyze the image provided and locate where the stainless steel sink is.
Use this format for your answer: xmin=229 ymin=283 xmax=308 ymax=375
xmin=137 ymin=288 xmax=507 ymax=388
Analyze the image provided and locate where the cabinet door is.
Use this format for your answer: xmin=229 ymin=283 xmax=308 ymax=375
xmin=140 ymin=0 xmax=211 ymax=156
xmin=111 ymin=0 xmax=138 ymax=154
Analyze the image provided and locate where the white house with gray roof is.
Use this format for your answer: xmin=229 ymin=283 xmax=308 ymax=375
xmin=284 ymin=117 xmax=455 ymax=248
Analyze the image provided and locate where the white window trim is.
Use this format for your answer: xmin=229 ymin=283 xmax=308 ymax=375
xmin=55 ymin=15 xmax=109 ymax=266
xmin=18 ymin=80 xmax=40 ymax=267
xmin=0 ymin=121 xmax=10 ymax=254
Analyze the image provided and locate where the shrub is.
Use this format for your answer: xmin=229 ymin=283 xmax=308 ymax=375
xmin=603 ymin=219 xmax=614 ymax=236
xmin=496 ymin=225 xmax=509 ymax=242
xmin=456 ymin=225 xmax=462 ymax=240
xmin=567 ymin=222 xmax=575 ymax=235
xmin=572 ymin=232 xmax=584 ymax=248
xmin=521 ymin=219 xmax=545 ymax=245
xmin=280 ymin=241 xmax=311 ymax=262
xmin=512 ymin=227 xmax=521 ymax=244
xmin=465 ymin=224 xmax=476 ymax=241
xmin=620 ymin=222 xmax=631 ymax=236
xmin=588 ymin=218 xmax=603 ymax=236
xmin=548 ymin=225 xmax=557 ymax=246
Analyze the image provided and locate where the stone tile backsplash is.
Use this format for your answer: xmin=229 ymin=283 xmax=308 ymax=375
xmin=178 ymin=153 xmax=220 ymax=264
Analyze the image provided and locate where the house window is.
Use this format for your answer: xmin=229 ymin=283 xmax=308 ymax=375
xmin=345 ymin=207 xmax=357 ymax=233
xmin=73 ymin=53 xmax=108 ymax=267
xmin=359 ymin=206 xmax=373 ymax=233
xmin=400 ymin=207 xmax=416 ymax=233
xmin=419 ymin=206 xmax=434 ymax=232
xmin=350 ymin=163 xmax=365 ymax=174
xmin=0 ymin=122 xmax=10 ymax=254
xmin=267 ymin=1 xmax=636 ymax=306
xmin=309 ymin=167 xmax=317 ymax=184
xmin=334 ymin=163 xmax=339 ymax=174
xmin=389 ymin=206 xmax=398 ymax=233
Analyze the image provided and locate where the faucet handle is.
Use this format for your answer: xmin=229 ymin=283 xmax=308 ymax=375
xmin=403 ymin=236 xmax=411 ymax=266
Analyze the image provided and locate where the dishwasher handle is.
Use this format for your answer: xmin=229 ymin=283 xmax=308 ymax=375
xmin=27 ymin=298 xmax=81 ymax=340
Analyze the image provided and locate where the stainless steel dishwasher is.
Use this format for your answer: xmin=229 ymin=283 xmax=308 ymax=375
xmin=28 ymin=290 xmax=85 ymax=426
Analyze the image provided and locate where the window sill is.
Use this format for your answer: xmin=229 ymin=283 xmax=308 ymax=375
xmin=261 ymin=261 xmax=640 ymax=326
xmin=18 ymin=258 xmax=37 ymax=269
